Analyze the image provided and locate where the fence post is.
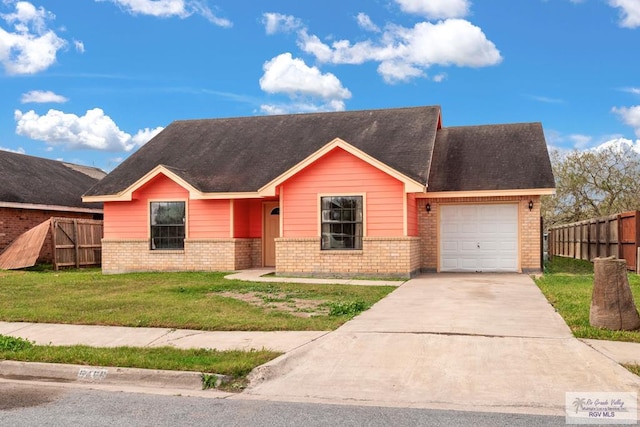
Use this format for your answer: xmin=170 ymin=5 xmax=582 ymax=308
xmin=617 ymin=213 xmax=622 ymax=261
xmin=50 ymin=218 xmax=58 ymax=271
xmin=73 ymin=219 xmax=79 ymax=268
xmin=636 ymin=211 xmax=640 ymax=273
xmin=604 ymin=218 xmax=611 ymax=257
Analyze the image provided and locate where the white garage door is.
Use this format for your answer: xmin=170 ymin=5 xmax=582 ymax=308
xmin=440 ymin=204 xmax=518 ymax=272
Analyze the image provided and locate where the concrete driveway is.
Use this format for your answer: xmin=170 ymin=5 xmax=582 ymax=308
xmin=241 ymin=274 xmax=640 ymax=416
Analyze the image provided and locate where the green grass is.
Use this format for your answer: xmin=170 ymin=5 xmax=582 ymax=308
xmin=0 ymin=268 xmax=395 ymax=331
xmin=535 ymin=257 xmax=640 ymax=343
xmin=0 ymin=338 xmax=279 ymax=378
xmin=624 ymin=364 xmax=640 ymax=377
xmin=0 ymin=334 xmax=280 ymax=389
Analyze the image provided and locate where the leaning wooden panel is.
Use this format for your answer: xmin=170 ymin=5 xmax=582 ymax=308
xmin=0 ymin=219 xmax=51 ymax=270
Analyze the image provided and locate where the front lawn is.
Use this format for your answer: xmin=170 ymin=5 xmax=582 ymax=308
xmin=0 ymin=334 xmax=278 ymax=379
xmin=0 ymin=268 xmax=396 ymax=331
xmin=0 ymin=334 xmax=279 ymax=391
xmin=534 ymin=257 xmax=640 ymax=343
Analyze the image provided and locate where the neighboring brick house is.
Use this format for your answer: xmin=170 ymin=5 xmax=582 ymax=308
xmin=83 ymin=106 xmax=555 ymax=277
xmin=0 ymin=151 xmax=105 ymax=263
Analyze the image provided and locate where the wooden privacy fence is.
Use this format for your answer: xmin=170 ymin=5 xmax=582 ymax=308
xmin=50 ymin=218 xmax=103 ymax=270
xmin=548 ymin=210 xmax=640 ymax=271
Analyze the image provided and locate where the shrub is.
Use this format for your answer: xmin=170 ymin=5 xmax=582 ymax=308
xmin=0 ymin=334 xmax=34 ymax=352
xmin=328 ymin=300 xmax=368 ymax=316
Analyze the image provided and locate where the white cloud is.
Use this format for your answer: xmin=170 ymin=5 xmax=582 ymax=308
xmin=298 ymin=19 xmax=501 ymax=83
xmin=74 ymin=39 xmax=85 ymax=53
xmin=131 ymin=126 xmax=163 ymax=146
xmin=394 ymin=0 xmax=470 ymax=19
xmin=263 ymin=12 xmax=302 ymax=35
xmin=527 ymin=94 xmax=564 ymax=104
xmin=594 ymin=137 xmax=640 ymax=154
xmin=97 ymin=0 xmax=231 ymax=27
xmin=21 ymin=90 xmax=68 ymax=103
xmin=14 ymin=108 xmax=163 ymax=151
xmin=377 ymin=61 xmax=424 ymax=84
xmin=612 ymin=105 xmax=640 ymax=137
xmin=432 ymin=73 xmax=446 ymax=82
xmin=0 ymin=145 xmax=26 ymax=154
xmin=0 ymin=1 xmax=67 ymax=75
xmin=259 ymin=53 xmax=351 ymax=114
xmin=356 ymin=13 xmax=380 ymax=33
xmin=622 ymin=87 xmax=640 ymax=95
xmin=608 ymin=0 xmax=640 ymax=28
xmin=259 ymin=101 xmax=346 ymax=116
xmin=568 ymin=134 xmax=592 ymax=149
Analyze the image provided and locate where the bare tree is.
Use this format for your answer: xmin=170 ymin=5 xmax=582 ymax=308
xmin=543 ymin=144 xmax=640 ymax=227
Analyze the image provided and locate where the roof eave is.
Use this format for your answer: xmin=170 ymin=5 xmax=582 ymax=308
xmin=0 ymin=201 xmax=103 ymax=214
xmin=417 ymin=188 xmax=556 ymax=198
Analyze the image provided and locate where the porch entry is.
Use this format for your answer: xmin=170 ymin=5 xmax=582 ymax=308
xmin=263 ymin=202 xmax=280 ymax=267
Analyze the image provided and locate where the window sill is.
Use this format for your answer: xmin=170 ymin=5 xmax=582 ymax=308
xmin=149 ymin=250 xmax=185 ymax=254
xmin=319 ymin=250 xmax=363 ymax=256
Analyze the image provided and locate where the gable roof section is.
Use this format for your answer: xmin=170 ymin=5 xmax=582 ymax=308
xmin=0 ymin=150 xmax=105 ymax=211
xmin=259 ymin=138 xmax=426 ymax=196
xmin=84 ymin=106 xmax=441 ymax=199
xmin=427 ymin=122 xmax=555 ymax=194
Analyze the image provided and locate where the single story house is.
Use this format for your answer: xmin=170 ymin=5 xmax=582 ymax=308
xmin=0 ymin=150 xmax=105 ymax=263
xmin=83 ymin=106 xmax=555 ymax=277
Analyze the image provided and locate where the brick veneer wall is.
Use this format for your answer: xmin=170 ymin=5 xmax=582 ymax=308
xmin=101 ymin=238 xmax=261 ymax=274
xmin=275 ymin=236 xmax=421 ymax=278
xmin=0 ymin=207 xmax=99 ymax=263
xmin=417 ymin=196 xmax=542 ymax=273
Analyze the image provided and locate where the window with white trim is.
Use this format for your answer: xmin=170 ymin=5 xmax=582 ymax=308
xmin=321 ymin=196 xmax=363 ymax=250
xmin=150 ymin=201 xmax=185 ymax=250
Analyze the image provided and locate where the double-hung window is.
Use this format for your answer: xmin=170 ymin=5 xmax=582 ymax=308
xmin=321 ymin=196 xmax=363 ymax=250
xmin=150 ymin=201 xmax=185 ymax=250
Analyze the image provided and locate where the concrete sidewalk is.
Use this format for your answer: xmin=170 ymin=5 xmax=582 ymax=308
xmin=225 ymin=268 xmax=404 ymax=287
xmin=243 ymin=274 xmax=640 ymax=416
xmin=0 ymin=322 xmax=327 ymax=353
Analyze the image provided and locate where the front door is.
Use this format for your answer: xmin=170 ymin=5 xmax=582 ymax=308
xmin=263 ymin=202 xmax=280 ymax=267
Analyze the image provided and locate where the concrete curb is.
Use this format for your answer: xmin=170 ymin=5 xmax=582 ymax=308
xmin=0 ymin=360 xmax=230 ymax=391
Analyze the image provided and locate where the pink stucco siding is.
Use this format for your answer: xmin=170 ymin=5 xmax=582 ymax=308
xmin=104 ymin=174 xmax=232 ymax=239
xmin=232 ymin=199 xmax=262 ymax=238
xmin=280 ymin=147 xmax=405 ymax=238
xmin=190 ymin=199 xmax=231 ymax=238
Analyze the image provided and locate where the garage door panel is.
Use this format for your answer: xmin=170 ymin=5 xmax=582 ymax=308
xmin=442 ymin=224 xmax=459 ymax=233
xmin=480 ymin=223 xmax=516 ymax=234
xmin=442 ymin=241 xmax=458 ymax=251
xmin=441 ymin=257 xmax=460 ymax=270
xmin=460 ymin=241 xmax=479 ymax=251
xmin=440 ymin=204 xmax=518 ymax=272
xmin=460 ymin=258 xmax=479 ymax=269
xmin=461 ymin=224 xmax=478 ymax=233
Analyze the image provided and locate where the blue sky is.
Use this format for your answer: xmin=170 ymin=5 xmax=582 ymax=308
xmin=1 ymin=0 xmax=639 ymax=171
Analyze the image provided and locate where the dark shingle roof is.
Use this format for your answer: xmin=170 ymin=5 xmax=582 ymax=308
xmin=0 ymin=151 xmax=105 ymax=209
xmin=427 ymin=122 xmax=555 ymax=192
xmin=84 ymin=106 xmax=442 ymax=196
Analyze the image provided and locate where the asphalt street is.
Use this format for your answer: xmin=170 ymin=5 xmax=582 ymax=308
xmin=0 ymin=381 xmax=568 ymax=427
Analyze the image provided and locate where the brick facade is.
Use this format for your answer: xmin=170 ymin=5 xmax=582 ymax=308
xmin=417 ymin=196 xmax=542 ymax=273
xmin=0 ymin=207 xmax=99 ymax=264
xmin=101 ymin=238 xmax=261 ymax=274
xmin=99 ymin=196 xmax=542 ymax=276
xmin=275 ymin=236 xmax=421 ymax=278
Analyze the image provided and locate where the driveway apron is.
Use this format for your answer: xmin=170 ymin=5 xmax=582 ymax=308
xmin=241 ymin=274 xmax=640 ymax=415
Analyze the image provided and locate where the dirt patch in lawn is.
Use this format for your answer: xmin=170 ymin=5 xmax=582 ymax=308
xmin=215 ymin=291 xmax=330 ymax=317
